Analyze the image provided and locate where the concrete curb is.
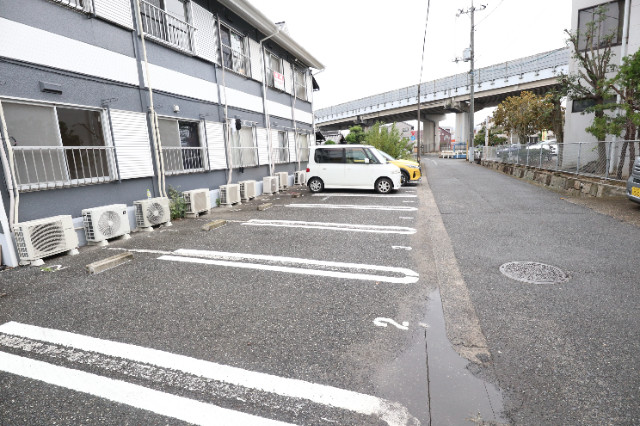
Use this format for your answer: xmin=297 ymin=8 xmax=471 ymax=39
xmin=86 ymin=252 xmax=133 ymax=275
xmin=201 ymin=220 xmax=227 ymax=231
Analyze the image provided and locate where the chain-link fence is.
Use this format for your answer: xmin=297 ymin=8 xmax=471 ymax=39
xmin=483 ymin=141 xmax=640 ymax=181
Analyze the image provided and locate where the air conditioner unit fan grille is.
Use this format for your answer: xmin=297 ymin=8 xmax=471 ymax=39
xmin=28 ymin=221 xmax=66 ymax=258
xmin=146 ymin=202 xmax=166 ymax=225
xmin=98 ymin=210 xmax=122 ymax=238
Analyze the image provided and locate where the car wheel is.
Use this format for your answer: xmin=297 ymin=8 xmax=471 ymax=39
xmin=400 ymin=171 xmax=409 ymax=186
xmin=375 ymin=177 xmax=393 ymax=194
xmin=307 ymin=177 xmax=323 ymax=193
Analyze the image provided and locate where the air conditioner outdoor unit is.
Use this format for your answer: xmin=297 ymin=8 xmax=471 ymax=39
xmin=262 ymin=176 xmax=279 ymax=195
xmin=294 ymin=170 xmax=306 ymax=186
xmin=13 ymin=215 xmax=79 ymax=265
xmin=276 ymin=172 xmax=289 ymax=190
xmin=134 ymin=197 xmax=171 ymax=230
xmin=183 ymin=188 xmax=211 ymax=218
xmin=219 ymin=184 xmax=241 ymax=205
xmin=239 ymin=180 xmax=257 ymax=201
xmin=82 ymin=204 xmax=130 ymax=245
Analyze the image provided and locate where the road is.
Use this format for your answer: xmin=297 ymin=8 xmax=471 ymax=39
xmin=0 ymin=159 xmax=638 ymax=425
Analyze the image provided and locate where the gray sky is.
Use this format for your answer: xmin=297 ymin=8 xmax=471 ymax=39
xmin=249 ymin=0 xmax=572 ymax=126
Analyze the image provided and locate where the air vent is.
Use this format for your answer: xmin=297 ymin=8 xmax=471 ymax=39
xmin=13 ymin=215 xmax=79 ymax=265
xmin=134 ymin=197 xmax=171 ymax=229
xmin=82 ymin=204 xmax=130 ymax=244
xmin=183 ymin=189 xmax=211 ymax=218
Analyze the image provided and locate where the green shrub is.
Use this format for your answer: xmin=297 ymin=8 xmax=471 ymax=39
xmin=168 ymin=185 xmax=187 ymax=220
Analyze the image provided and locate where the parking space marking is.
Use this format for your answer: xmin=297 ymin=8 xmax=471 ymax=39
xmin=287 ymin=204 xmax=418 ymax=212
xmin=0 ymin=350 xmax=288 ymax=426
xmin=312 ymin=194 xmax=417 ymax=198
xmin=158 ymin=249 xmax=419 ymax=284
xmin=0 ymin=322 xmax=418 ymax=426
xmin=373 ymin=318 xmax=409 ymax=331
xmin=242 ymin=220 xmax=416 ymax=235
xmin=399 ymin=217 xmax=414 ymax=220
xmin=402 ymin=201 xmax=416 ymax=203
xmin=392 ymin=246 xmax=412 ymax=250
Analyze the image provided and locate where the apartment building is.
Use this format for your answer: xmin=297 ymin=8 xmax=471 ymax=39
xmin=565 ymin=0 xmax=640 ymax=142
xmin=0 ymin=0 xmax=324 ymax=267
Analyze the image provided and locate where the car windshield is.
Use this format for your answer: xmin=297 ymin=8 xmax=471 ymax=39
xmin=368 ymin=147 xmax=387 ymax=164
xmin=376 ymin=149 xmax=395 ymax=161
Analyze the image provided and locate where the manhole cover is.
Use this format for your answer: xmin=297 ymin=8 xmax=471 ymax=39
xmin=499 ymin=261 xmax=569 ymax=284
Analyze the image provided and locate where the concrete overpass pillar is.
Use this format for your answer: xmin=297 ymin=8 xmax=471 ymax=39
xmin=455 ymin=112 xmax=469 ymax=147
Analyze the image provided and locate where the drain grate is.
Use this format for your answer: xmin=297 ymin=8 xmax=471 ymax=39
xmin=499 ymin=261 xmax=569 ymax=284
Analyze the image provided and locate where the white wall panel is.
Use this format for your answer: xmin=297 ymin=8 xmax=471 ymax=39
xmin=221 ymin=88 xmax=264 ymax=113
xmin=282 ymin=60 xmax=293 ymax=95
xmin=191 ymin=3 xmax=219 ymax=64
xmin=109 ymin=110 xmax=155 ymax=179
xmin=205 ymin=121 xmax=227 ymax=170
xmin=0 ymin=18 xmax=138 ymax=85
xmin=267 ymin=100 xmax=292 ymax=120
xmin=256 ymin=127 xmax=269 ymax=165
xmin=295 ymin=109 xmax=313 ymax=124
xmin=288 ymin=131 xmax=297 ymax=162
xmin=143 ymin=64 xmax=219 ymax=103
xmin=93 ymin=0 xmax=134 ymax=29
xmin=249 ymin=38 xmax=264 ymax=83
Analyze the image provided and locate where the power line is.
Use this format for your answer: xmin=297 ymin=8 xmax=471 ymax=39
xmin=475 ymin=0 xmax=506 ymax=27
xmin=417 ymin=0 xmax=431 ymax=161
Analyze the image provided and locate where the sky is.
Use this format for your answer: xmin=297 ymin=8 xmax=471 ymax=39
xmin=248 ymin=0 xmax=573 ymax=128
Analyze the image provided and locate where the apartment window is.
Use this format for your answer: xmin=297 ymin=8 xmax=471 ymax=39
xmin=297 ymin=133 xmax=310 ymax=162
xmin=1 ymin=101 xmax=114 ymax=190
xmin=577 ymin=1 xmax=623 ymax=50
xmin=220 ymin=25 xmax=249 ymax=76
xmin=273 ymin=131 xmax=289 ymax=163
xmin=158 ymin=118 xmax=204 ymax=174
xmin=294 ymin=68 xmax=307 ymax=100
xmin=229 ymin=122 xmax=257 ymax=167
xmin=140 ymin=0 xmax=194 ymax=52
xmin=50 ymin=0 xmax=91 ymax=13
xmin=265 ymin=51 xmax=284 ymax=90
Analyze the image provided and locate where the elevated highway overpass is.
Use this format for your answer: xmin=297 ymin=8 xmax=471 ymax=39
xmin=315 ymin=48 xmax=569 ymax=152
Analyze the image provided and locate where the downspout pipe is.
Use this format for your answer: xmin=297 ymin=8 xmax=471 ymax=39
xmin=0 ymin=103 xmax=19 ymax=267
xmin=610 ymin=0 xmax=631 ymax=174
xmin=260 ymin=28 xmax=280 ymax=177
xmin=218 ymin=17 xmax=234 ymax=185
xmin=134 ymin=0 xmax=167 ymax=198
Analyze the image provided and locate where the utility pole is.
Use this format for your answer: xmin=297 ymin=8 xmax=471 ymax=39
xmin=457 ymin=1 xmax=485 ymax=161
xmin=417 ymin=84 xmax=421 ymax=162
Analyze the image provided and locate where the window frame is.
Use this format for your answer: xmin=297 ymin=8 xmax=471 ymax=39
xmin=0 ymin=98 xmax=116 ymax=191
xmin=140 ymin=0 xmax=195 ymax=53
xmin=219 ymin=23 xmax=250 ymax=77
xmin=265 ymin=50 xmax=285 ymax=90
xmin=294 ymin=67 xmax=308 ymax=100
xmin=228 ymin=120 xmax=258 ymax=168
xmin=157 ymin=116 xmax=206 ymax=175
xmin=577 ymin=1 xmax=624 ymax=51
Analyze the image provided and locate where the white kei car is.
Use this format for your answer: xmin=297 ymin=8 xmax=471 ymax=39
xmin=305 ymin=144 xmax=402 ymax=193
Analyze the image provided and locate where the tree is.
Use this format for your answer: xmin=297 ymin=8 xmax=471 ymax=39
xmin=492 ymin=91 xmax=555 ymax=143
xmin=560 ymin=5 xmax=618 ymax=170
xmin=364 ymin=122 xmax=413 ymax=159
xmin=345 ymin=126 xmax=365 ymax=144
xmin=473 ymin=125 xmax=508 ymax=146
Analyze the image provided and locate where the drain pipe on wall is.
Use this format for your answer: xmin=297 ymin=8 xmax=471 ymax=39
xmin=0 ymin=103 xmax=19 ymax=266
xmin=217 ymin=18 xmax=235 ymax=185
xmin=134 ymin=0 xmax=167 ymax=198
xmin=260 ymin=28 xmax=280 ymax=178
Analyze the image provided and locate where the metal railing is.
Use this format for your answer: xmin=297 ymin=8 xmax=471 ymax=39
xmin=483 ymin=141 xmax=640 ymax=181
xmin=140 ymin=0 xmax=195 ymax=53
xmin=272 ymin=147 xmax=289 ymax=164
xmin=162 ymin=147 xmax=207 ymax=175
xmin=12 ymin=146 xmax=116 ymax=191
xmin=298 ymin=147 xmax=310 ymax=163
xmin=49 ymin=0 xmax=92 ymax=13
xmin=229 ymin=146 xmax=258 ymax=168
xmin=315 ymin=48 xmax=569 ymax=121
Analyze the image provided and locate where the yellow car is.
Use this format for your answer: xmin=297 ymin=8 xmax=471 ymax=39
xmin=376 ymin=149 xmax=422 ymax=185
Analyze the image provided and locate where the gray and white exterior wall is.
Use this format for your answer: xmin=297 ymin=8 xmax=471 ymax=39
xmin=0 ymin=0 xmax=324 ymax=267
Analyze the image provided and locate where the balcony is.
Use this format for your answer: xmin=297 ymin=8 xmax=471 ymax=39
xmin=140 ymin=0 xmax=195 ymax=53
xmin=12 ymin=146 xmax=116 ymax=191
xmin=162 ymin=146 xmax=207 ymax=175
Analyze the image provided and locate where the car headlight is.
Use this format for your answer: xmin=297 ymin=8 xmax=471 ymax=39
xmin=405 ymin=164 xmax=420 ymax=169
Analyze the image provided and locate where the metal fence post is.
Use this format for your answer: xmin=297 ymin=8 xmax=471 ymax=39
xmin=556 ymin=144 xmax=559 ymax=171
xmin=605 ymin=141 xmax=610 ymax=180
xmin=539 ymin=146 xmax=543 ymax=168
xmin=576 ymin=143 xmax=581 ymax=175
xmin=526 ymin=147 xmax=529 ymax=166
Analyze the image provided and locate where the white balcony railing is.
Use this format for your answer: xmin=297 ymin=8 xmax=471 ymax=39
xmin=272 ymin=147 xmax=289 ymax=164
xmin=162 ymin=147 xmax=207 ymax=175
xmin=230 ymin=146 xmax=258 ymax=168
xmin=140 ymin=0 xmax=195 ymax=53
xmin=12 ymin=146 xmax=116 ymax=191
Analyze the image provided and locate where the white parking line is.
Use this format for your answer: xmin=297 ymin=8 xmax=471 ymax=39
xmin=287 ymin=204 xmax=418 ymax=212
xmin=312 ymin=194 xmax=417 ymax=198
xmin=0 ymin=351 xmax=288 ymax=426
xmin=0 ymin=322 xmax=418 ymax=426
xmin=399 ymin=217 xmax=414 ymax=220
xmin=392 ymin=246 xmax=412 ymax=251
xmin=242 ymin=220 xmax=416 ymax=235
xmin=159 ymin=249 xmax=419 ymax=284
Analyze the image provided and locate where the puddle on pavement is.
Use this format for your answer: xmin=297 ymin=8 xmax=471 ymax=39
xmin=426 ymin=289 xmax=506 ymax=425
xmin=374 ymin=289 xmax=506 ymax=425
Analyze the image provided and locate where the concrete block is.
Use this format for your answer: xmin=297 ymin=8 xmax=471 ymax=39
xmin=86 ymin=252 xmax=133 ymax=275
xmin=550 ymin=175 xmax=567 ymax=190
xmin=202 ymin=219 xmax=227 ymax=231
xmin=258 ymin=203 xmax=273 ymax=211
xmin=581 ymin=182 xmax=592 ymax=194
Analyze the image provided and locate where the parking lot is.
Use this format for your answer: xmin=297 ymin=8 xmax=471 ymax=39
xmin=0 ymin=178 xmax=505 ymax=425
